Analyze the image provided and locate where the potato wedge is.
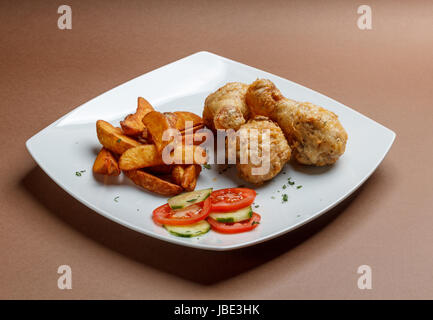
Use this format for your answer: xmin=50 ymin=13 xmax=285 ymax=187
xmin=119 ymin=144 xmax=207 ymax=170
xmin=92 ymin=147 xmax=121 ymax=176
xmin=171 ymin=165 xmax=185 ymax=186
xmin=147 ymin=164 xmax=173 ymax=175
xmin=182 ymin=164 xmax=201 ymax=191
xmin=120 ymin=97 xmax=154 ymax=136
xmin=181 ymin=131 xmax=210 ymax=146
xmin=163 ymin=112 xmax=178 ymax=128
xmin=96 ymin=120 xmax=141 ymax=154
xmin=118 ymin=144 xmax=164 ymax=170
xmin=171 ymin=164 xmax=201 ymax=191
xmin=181 ymin=124 xmax=205 ymax=135
xmin=172 ymin=111 xmax=204 ymax=131
xmin=164 ymin=145 xmax=208 ymax=166
xmin=163 ymin=111 xmax=204 ymax=132
xmin=124 ymin=170 xmax=183 ymax=196
xmin=142 ymin=111 xmax=174 ymax=154
xmin=114 ymin=127 xmax=124 ymax=135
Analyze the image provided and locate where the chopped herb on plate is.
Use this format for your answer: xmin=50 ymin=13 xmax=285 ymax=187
xmin=75 ymin=170 xmax=85 ymax=177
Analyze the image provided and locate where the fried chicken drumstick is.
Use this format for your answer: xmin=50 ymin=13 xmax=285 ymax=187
xmin=233 ymin=116 xmax=291 ymax=184
xmin=203 ymin=82 xmax=250 ymax=131
xmin=246 ymin=79 xmax=348 ymax=166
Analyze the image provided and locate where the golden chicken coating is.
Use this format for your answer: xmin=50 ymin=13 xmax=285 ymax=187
xmin=245 ymin=78 xmax=286 ymax=117
xmin=203 ymin=82 xmax=250 ymax=131
xmin=246 ymin=79 xmax=348 ymax=166
xmin=233 ymin=116 xmax=291 ymax=185
xmin=274 ymin=100 xmax=347 ymax=165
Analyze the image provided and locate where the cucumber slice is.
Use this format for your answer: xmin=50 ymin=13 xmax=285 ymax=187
xmin=168 ymin=188 xmax=212 ymax=209
xmin=209 ymin=206 xmax=253 ymax=223
xmin=164 ymin=220 xmax=211 ymax=238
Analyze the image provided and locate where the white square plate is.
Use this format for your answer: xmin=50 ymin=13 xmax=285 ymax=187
xmin=26 ymin=51 xmax=395 ymax=251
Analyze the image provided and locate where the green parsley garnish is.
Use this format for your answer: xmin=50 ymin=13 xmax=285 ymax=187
xmin=114 ymin=196 xmax=119 ymax=202
xmin=288 ymin=181 xmax=295 ymax=185
xmin=75 ymin=170 xmax=85 ymax=176
xmin=252 ymin=221 xmax=260 ymax=225
xmin=255 ymin=205 xmax=259 ymax=208
xmin=282 ymin=194 xmax=288 ymax=202
xmin=203 ymin=164 xmax=211 ymax=169
xmin=297 ymin=185 xmax=302 ymax=189
xmin=116 ymin=138 xmax=121 ymax=143
xmin=282 ymin=184 xmax=287 ymax=189
xmin=271 ymin=196 xmax=275 ymax=199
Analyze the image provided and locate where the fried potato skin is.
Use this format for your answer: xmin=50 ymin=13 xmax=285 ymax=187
xmin=124 ymin=169 xmax=183 ymax=196
xmin=120 ymin=97 xmax=154 ymax=136
xmin=118 ymin=144 xmax=164 ymax=170
xmin=167 ymin=145 xmax=208 ymax=165
xmin=142 ymin=111 xmax=173 ymax=154
xmin=171 ymin=165 xmax=185 ymax=186
xmin=181 ymin=164 xmax=201 ymax=191
xmin=181 ymin=124 xmax=205 ymax=135
xmin=171 ymin=164 xmax=201 ymax=191
xmin=163 ymin=111 xmax=203 ymax=131
xmin=120 ymin=144 xmax=207 ymax=170
xmin=181 ymin=132 xmax=210 ymax=145
xmin=147 ymin=164 xmax=173 ymax=175
xmin=92 ymin=147 xmax=121 ymax=176
xmin=172 ymin=111 xmax=204 ymax=131
xmin=96 ymin=120 xmax=141 ymax=154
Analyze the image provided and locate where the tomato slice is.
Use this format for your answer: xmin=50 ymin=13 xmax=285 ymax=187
xmin=153 ymin=198 xmax=211 ymax=226
xmin=209 ymin=188 xmax=256 ymax=212
xmin=208 ymin=212 xmax=261 ymax=234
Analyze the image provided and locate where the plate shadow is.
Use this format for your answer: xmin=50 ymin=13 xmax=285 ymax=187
xmin=20 ymin=166 xmax=367 ymax=285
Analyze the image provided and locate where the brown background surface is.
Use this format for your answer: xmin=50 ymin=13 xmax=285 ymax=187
xmin=1 ymin=0 xmax=433 ymax=299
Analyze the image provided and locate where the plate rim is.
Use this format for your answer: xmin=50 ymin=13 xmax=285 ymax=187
xmin=25 ymin=51 xmax=396 ymax=251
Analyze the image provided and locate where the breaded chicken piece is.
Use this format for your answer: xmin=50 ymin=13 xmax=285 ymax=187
xmin=246 ymin=79 xmax=348 ymax=166
xmin=203 ymin=82 xmax=250 ymax=131
xmin=245 ymin=78 xmax=289 ymax=117
xmin=233 ymin=116 xmax=291 ymax=185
